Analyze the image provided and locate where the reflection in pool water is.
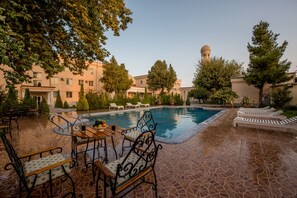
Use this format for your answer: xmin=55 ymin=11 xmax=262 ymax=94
xmin=91 ymin=107 xmax=225 ymax=143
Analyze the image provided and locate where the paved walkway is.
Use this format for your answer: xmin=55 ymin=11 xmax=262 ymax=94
xmin=0 ymin=109 xmax=297 ymax=197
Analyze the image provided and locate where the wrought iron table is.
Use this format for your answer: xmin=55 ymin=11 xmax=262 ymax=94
xmin=74 ymin=125 xmax=122 ymax=180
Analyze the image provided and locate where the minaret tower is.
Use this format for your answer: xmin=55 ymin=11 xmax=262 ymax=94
xmin=200 ymin=45 xmax=211 ymax=62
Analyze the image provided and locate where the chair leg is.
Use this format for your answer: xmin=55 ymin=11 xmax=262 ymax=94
xmin=152 ymin=169 xmax=159 ymax=198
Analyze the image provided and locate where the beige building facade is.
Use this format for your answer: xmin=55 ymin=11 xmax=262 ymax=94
xmin=0 ymin=61 xmax=104 ymax=107
xmin=231 ymin=72 xmax=297 ymax=106
xmin=0 ymin=62 xmax=186 ymax=107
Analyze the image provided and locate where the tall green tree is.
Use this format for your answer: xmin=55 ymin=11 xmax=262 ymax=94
xmin=77 ymin=84 xmax=89 ymax=111
xmin=147 ymin=60 xmax=177 ymax=94
xmin=0 ymin=0 xmax=132 ymax=86
xmin=193 ymin=57 xmax=242 ymax=91
xmin=244 ymin=21 xmax=291 ymax=104
xmin=100 ymin=56 xmax=133 ymax=96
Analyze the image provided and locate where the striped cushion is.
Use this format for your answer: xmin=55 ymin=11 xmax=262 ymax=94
xmin=24 ymin=154 xmax=71 ymax=188
xmin=106 ymin=152 xmax=150 ymax=187
xmin=124 ymin=130 xmax=142 ymax=141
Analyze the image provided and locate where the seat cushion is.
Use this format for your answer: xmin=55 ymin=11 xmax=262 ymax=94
xmin=24 ymin=154 xmax=71 ymax=188
xmin=124 ymin=130 xmax=142 ymax=141
xmin=106 ymin=152 xmax=150 ymax=187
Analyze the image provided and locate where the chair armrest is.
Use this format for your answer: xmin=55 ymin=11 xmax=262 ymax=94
xmin=121 ymin=127 xmax=137 ymax=135
xmin=19 ymin=147 xmax=63 ymax=160
xmin=94 ymin=160 xmax=115 ymax=179
xmin=25 ymin=158 xmax=72 ymax=177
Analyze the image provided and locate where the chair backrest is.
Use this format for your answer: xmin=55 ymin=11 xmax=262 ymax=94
xmin=136 ymin=111 xmax=157 ymax=132
xmin=110 ymin=103 xmax=117 ymax=107
xmin=114 ymin=130 xmax=162 ymax=188
xmin=0 ymin=132 xmax=27 ymax=187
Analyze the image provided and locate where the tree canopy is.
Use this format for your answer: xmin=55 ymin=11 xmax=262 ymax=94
xmin=100 ymin=56 xmax=133 ymax=95
xmin=0 ymin=0 xmax=132 ymax=86
xmin=147 ymin=60 xmax=177 ymax=94
xmin=193 ymin=57 xmax=242 ymax=91
xmin=244 ymin=21 xmax=291 ymax=104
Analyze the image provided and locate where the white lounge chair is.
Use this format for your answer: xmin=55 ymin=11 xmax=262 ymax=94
xmin=125 ymin=103 xmax=140 ymax=108
xmin=137 ymin=102 xmax=150 ymax=107
xmin=237 ymin=110 xmax=286 ymax=120
xmin=233 ymin=116 xmax=297 ymax=132
xmin=239 ymin=107 xmax=276 ymax=113
xmin=109 ymin=103 xmax=124 ymax=110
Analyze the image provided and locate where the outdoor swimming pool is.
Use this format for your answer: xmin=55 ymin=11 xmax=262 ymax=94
xmin=90 ymin=107 xmax=226 ymax=143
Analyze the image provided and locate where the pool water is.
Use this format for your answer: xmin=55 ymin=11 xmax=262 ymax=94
xmin=91 ymin=107 xmax=225 ymax=143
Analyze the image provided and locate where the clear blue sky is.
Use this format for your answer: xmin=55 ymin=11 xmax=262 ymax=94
xmin=105 ymin=0 xmax=297 ymax=87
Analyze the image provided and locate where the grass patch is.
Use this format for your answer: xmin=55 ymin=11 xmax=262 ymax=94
xmin=283 ymin=110 xmax=297 ymax=118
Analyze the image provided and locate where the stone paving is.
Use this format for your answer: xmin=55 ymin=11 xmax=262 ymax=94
xmin=1 ymin=108 xmax=297 ymax=197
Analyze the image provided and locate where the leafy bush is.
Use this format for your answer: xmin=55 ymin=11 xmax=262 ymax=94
xmin=63 ymin=101 xmax=69 ymax=108
xmin=210 ymin=88 xmax=238 ymax=105
xmin=22 ymin=88 xmax=37 ymax=109
xmin=55 ymin=90 xmax=63 ymax=108
xmin=39 ymin=97 xmax=50 ymax=114
xmin=186 ymin=97 xmax=191 ymax=106
xmin=142 ymin=87 xmax=150 ymax=104
xmin=271 ymin=86 xmax=292 ymax=108
xmin=150 ymin=95 xmax=158 ymax=105
xmin=86 ymin=91 xmax=100 ymax=110
xmin=174 ymin=93 xmax=184 ymax=105
xmin=241 ymin=96 xmax=253 ymax=107
xmin=3 ymin=86 xmax=18 ymax=110
xmin=77 ymin=84 xmax=89 ymax=111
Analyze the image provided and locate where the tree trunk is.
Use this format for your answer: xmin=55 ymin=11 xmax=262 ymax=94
xmin=258 ymin=87 xmax=263 ymax=107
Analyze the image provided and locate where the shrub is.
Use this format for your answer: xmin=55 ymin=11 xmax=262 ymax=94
xmin=186 ymin=97 xmax=191 ymax=106
xmin=55 ymin=90 xmax=63 ymax=108
xmin=39 ymin=97 xmax=50 ymax=114
xmin=3 ymin=86 xmax=18 ymax=110
xmin=174 ymin=93 xmax=184 ymax=105
xmin=86 ymin=91 xmax=100 ymax=110
xmin=142 ymin=87 xmax=150 ymax=104
xmin=77 ymin=84 xmax=89 ymax=111
xmin=22 ymin=88 xmax=37 ymax=109
xmin=271 ymin=86 xmax=292 ymax=108
xmin=63 ymin=101 xmax=69 ymax=108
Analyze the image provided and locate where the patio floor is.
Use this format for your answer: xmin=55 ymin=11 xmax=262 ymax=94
xmin=1 ymin=108 xmax=297 ymax=197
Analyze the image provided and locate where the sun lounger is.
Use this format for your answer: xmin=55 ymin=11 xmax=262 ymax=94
xmin=238 ymin=107 xmax=276 ymax=113
xmin=125 ymin=103 xmax=140 ymax=108
xmin=137 ymin=102 xmax=150 ymax=107
xmin=237 ymin=110 xmax=286 ymax=120
xmin=109 ymin=103 xmax=124 ymax=110
xmin=233 ymin=116 xmax=297 ymax=133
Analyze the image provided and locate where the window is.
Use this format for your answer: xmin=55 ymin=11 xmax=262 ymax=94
xmin=33 ymin=80 xmax=42 ymax=86
xmin=51 ymin=77 xmax=59 ymax=85
xmin=88 ymin=68 xmax=94 ymax=75
xmin=89 ymin=81 xmax=94 ymax=86
xmin=66 ymin=78 xmax=73 ymax=85
xmin=33 ymin=72 xmax=42 ymax=79
xmin=78 ymin=80 xmax=84 ymax=85
xmin=66 ymin=92 xmax=72 ymax=98
xmin=53 ymin=91 xmax=58 ymax=98
xmin=140 ymin=80 xmax=143 ymax=84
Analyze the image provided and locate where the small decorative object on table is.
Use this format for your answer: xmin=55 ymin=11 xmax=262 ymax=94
xmin=111 ymin=125 xmax=116 ymax=133
xmin=93 ymin=119 xmax=107 ymax=131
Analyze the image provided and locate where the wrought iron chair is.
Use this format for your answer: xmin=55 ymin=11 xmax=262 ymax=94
xmin=121 ymin=111 xmax=157 ymax=154
xmin=95 ymin=130 xmax=162 ymax=198
xmin=0 ymin=131 xmax=76 ymax=197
